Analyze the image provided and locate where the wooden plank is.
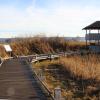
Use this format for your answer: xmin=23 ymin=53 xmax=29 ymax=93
xmin=0 ymin=59 xmax=48 ymax=100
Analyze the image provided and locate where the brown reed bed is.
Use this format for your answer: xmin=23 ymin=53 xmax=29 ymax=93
xmin=33 ymin=55 xmax=100 ymax=99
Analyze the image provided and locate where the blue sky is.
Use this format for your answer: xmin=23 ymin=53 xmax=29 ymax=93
xmin=0 ymin=0 xmax=100 ymax=38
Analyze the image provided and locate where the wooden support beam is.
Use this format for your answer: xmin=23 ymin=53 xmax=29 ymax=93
xmin=89 ymin=30 xmax=91 ymax=44
xmin=86 ymin=30 xmax=88 ymax=48
xmin=98 ymin=30 xmax=100 ymax=45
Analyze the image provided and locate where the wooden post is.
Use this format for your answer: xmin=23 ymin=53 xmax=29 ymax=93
xmin=89 ymin=30 xmax=91 ymax=45
xmin=86 ymin=30 xmax=88 ymax=48
xmin=98 ymin=30 xmax=99 ymax=45
xmin=38 ymin=69 xmax=44 ymax=81
xmin=54 ymin=87 xmax=62 ymax=100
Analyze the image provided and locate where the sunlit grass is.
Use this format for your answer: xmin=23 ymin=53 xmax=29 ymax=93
xmin=60 ymin=55 xmax=100 ymax=81
xmin=0 ymin=44 xmax=8 ymax=58
xmin=33 ymin=55 xmax=100 ymax=99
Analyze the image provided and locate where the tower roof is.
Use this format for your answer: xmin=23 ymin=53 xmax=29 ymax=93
xmin=83 ymin=21 xmax=100 ymax=30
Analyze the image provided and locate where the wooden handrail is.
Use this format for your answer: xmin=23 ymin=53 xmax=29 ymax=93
xmin=26 ymin=61 xmax=54 ymax=100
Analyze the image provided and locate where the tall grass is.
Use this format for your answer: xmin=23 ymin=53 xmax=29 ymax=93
xmin=0 ymin=44 xmax=8 ymax=58
xmin=60 ymin=55 xmax=100 ymax=81
xmin=11 ymin=37 xmax=86 ymax=55
xmin=33 ymin=55 xmax=100 ymax=99
xmin=59 ymin=55 xmax=100 ymax=99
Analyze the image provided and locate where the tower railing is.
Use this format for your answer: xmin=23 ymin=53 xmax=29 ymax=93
xmin=86 ymin=33 xmax=100 ymax=40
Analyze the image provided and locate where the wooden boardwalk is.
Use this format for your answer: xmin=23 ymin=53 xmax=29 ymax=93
xmin=0 ymin=59 xmax=50 ymax=100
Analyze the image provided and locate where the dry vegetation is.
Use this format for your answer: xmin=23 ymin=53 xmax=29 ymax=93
xmin=0 ymin=37 xmax=85 ymax=57
xmin=60 ymin=55 xmax=100 ymax=81
xmin=11 ymin=37 xmax=86 ymax=56
xmin=11 ymin=37 xmax=54 ymax=55
xmin=0 ymin=37 xmax=86 ymax=57
xmin=33 ymin=55 xmax=100 ymax=99
xmin=0 ymin=44 xmax=8 ymax=58
xmin=0 ymin=37 xmax=99 ymax=99
xmin=59 ymin=55 xmax=100 ymax=99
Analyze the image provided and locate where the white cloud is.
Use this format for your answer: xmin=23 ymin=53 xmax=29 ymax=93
xmin=25 ymin=5 xmax=100 ymax=36
xmin=0 ymin=1 xmax=100 ymax=38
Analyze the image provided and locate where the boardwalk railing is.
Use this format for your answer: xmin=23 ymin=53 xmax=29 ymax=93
xmin=4 ymin=52 xmax=84 ymax=100
xmin=26 ymin=61 xmax=54 ymax=100
xmin=19 ymin=54 xmax=60 ymax=63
